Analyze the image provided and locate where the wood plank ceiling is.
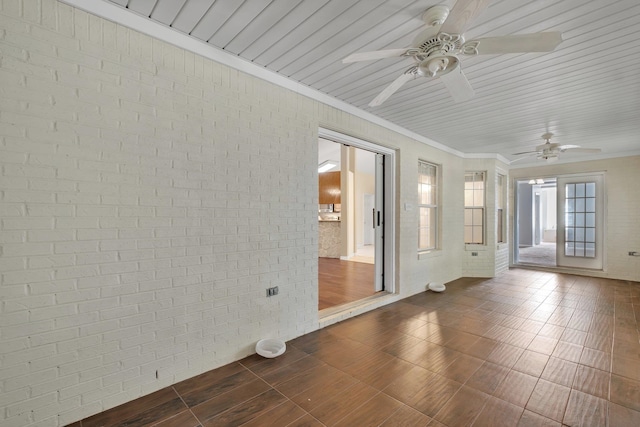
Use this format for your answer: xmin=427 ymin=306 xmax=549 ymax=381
xmin=101 ymin=0 xmax=640 ymax=164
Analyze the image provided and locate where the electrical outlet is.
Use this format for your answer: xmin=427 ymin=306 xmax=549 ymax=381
xmin=266 ymin=286 xmax=279 ymax=297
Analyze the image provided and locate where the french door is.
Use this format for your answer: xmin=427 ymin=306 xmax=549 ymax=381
xmin=556 ymin=173 xmax=604 ymax=269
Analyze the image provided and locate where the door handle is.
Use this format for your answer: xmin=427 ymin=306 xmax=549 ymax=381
xmin=372 ymin=209 xmax=376 ymax=229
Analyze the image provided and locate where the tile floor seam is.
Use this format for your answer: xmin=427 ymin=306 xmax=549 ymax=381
xmin=170 ymin=386 xmax=201 ymax=427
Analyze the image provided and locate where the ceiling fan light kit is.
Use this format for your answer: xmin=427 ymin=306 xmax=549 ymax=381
xmin=417 ymin=54 xmax=459 ymax=78
xmin=342 ymin=0 xmax=563 ymax=106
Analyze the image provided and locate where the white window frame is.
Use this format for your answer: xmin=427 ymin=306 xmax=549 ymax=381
xmin=497 ymin=173 xmax=507 ymax=244
xmin=464 ymin=171 xmax=486 ymax=245
xmin=418 ymin=160 xmax=439 ymax=252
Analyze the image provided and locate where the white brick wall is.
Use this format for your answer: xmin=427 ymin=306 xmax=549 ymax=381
xmin=0 ymin=1 xmax=320 ymax=425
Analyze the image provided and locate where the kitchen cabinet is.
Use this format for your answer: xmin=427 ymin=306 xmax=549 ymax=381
xmin=319 ymin=171 xmax=341 ymax=204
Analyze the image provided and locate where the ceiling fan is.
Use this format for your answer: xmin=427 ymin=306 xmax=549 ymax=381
xmin=342 ymin=0 xmax=563 ymax=106
xmin=512 ymin=133 xmax=602 ymax=163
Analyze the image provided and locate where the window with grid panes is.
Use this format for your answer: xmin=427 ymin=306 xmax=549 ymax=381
xmin=418 ymin=161 xmax=438 ymax=251
xmin=464 ymin=172 xmax=485 ymax=244
xmin=564 ymin=182 xmax=596 ymax=257
xmin=497 ymin=174 xmax=506 ymax=243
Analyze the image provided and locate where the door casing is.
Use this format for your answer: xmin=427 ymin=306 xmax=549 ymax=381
xmin=319 ymin=128 xmax=396 ymax=294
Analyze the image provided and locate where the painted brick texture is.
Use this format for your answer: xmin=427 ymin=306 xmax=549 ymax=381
xmin=0 ymin=1 xmax=471 ymax=425
xmin=0 ymin=1 xmax=321 ymax=425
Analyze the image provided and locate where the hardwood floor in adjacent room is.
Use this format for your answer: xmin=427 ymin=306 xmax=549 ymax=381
xmin=67 ymin=269 xmax=640 ymax=427
xmin=318 ymin=257 xmax=377 ymax=310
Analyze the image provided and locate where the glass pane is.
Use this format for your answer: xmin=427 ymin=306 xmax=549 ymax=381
xmin=473 ymin=190 xmax=484 ymax=206
xmin=464 ymin=190 xmax=474 ymax=206
xmin=566 ymin=213 xmax=574 ymax=226
xmin=586 ymin=213 xmax=595 ymax=227
xmin=565 ymin=242 xmax=575 ymax=256
xmin=575 ymin=228 xmax=585 ymax=242
xmin=586 ymin=198 xmax=595 ymax=212
xmin=585 ymin=228 xmax=595 ymax=242
xmin=576 ymin=183 xmax=585 ymax=197
xmin=420 ymin=185 xmax=434 ymax=205
xmin=419 ymin=228 xmax=428 ymax=249
xmin=464 ymin=226 xmax=473 ymax=243
xmin=472 ymin=226 xmax=483 ymax=244
xmin=566 ymin=199 xmax=575 ymax=213
xmin=566 ymin=184 xmax=575 ymax=198
xmin=464 ymin=209 xmax=473 ymax=224
xmin=566 ymin=228 xmax=574 ymax=241
xmin=419 ymin=207 xmax=429 ymax=226
xmin=472 ymin=208 xmax=483 ymax=225
xmin=586 ymin=182 xmax=596 ymax=197
xmin=575 ymin=213 xmax=585 ymax=227
xmin=575 ymin=198 xmax=585 ymax=212
xmin=575 ymin=242 xmax=585 ymax=257
xmin=586 ymin=243 xmax=596 ymax=258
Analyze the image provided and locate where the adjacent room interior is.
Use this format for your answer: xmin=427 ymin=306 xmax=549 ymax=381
xmin=1 ymin=1 xmax=639 ymax=426
xmin=318 ymin=138 xmax=381 ymax=311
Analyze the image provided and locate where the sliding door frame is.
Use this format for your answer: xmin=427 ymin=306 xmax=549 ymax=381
xmin=319 ymin=128 xmax=396 ymax=294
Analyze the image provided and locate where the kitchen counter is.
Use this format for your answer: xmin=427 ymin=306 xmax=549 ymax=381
xmin=318 ymin=221 xmax=341 ymax=258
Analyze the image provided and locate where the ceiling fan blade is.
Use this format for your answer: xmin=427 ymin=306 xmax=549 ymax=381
xmin=510 ymin=156 xmax=533 ymax=163
xmin=511 ymin=150 xmax=539 ymax=156
xmin=562 ymin=147 xmax=602 ymax=153
xmin=439 ymin=66 xmax=474 ymax=103
xmin=369 ymin=72 xmax=415 ymax=107
xmin=342 ymin=48 xmax=409 ymax=63
xmin=469 ymin=32 xmax=563 ymax=55
xmin=440 ymin=0 xmax=492 ymax=35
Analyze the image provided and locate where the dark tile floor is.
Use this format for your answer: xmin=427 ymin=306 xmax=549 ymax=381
xmin=69 ymin=269 xmax=640 ymax=426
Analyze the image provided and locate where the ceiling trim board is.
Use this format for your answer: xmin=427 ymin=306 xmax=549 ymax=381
xmin=59 ymin=0 xmax=474 ymax=159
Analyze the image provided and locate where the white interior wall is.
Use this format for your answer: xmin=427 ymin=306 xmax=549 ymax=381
xmin=0 ymin=2 xmax=478 ymax=425
xmin=354 ymin=169 xmax=375 ymax=250
xmin=510 ymin=156 xmax=640 ymax=280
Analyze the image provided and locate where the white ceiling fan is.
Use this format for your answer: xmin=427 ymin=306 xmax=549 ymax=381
xmin=512 ymin=132 xmax=602 ymax=163
xmin=342 ymin=0 xmax=563 ymax=106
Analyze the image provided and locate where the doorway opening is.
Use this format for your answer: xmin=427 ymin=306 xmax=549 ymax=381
xmin=317 ymin=129 xmax=395 ymax=312
xmin=514 ymin=173 xmax=604 ymax=271
xmin=515 ymin=178 xmax=557 ymax=266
